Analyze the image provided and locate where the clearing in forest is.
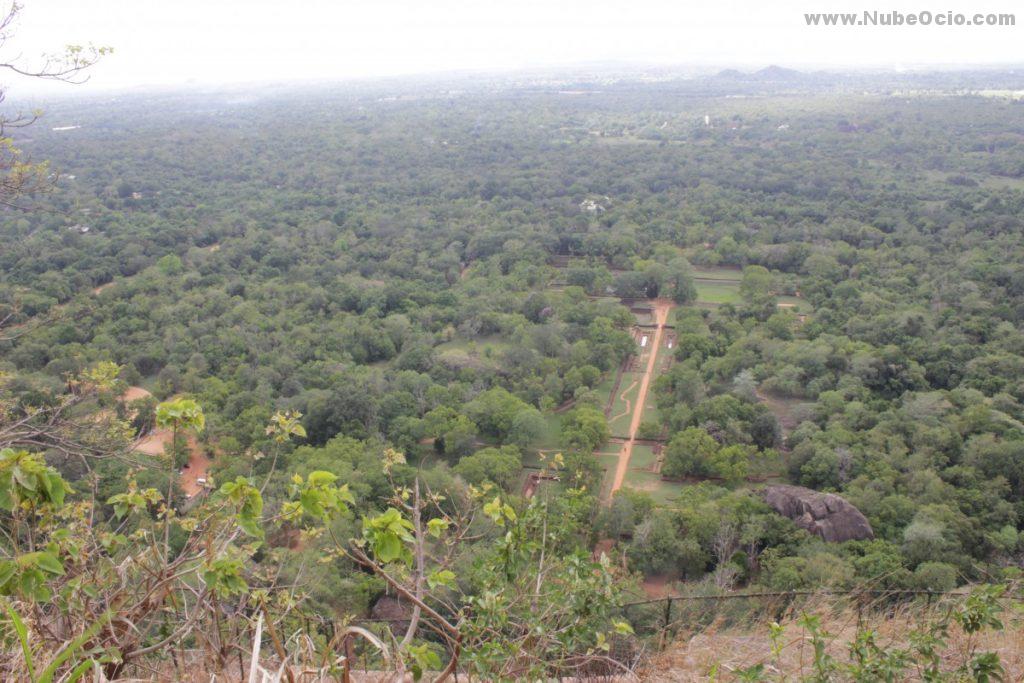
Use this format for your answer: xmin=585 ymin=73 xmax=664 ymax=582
xmin=754 ymin=386 xmax=807 ymax=441
xmin=122 ymin=387 xmax=213 ymax=499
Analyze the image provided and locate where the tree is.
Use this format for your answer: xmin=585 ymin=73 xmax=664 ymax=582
xmin=424 ymin=406 xmax=478 ymax=458
xmin=0 ymin=390 xmax=271 ymax=678
xmin=708 ymin=444 xmax=752 ymax=485
xmin=561 ymin=405 xmax=609 ymax=452
xmin=508 ymin=407 xmax=546 ymax=450
xmin=156 ymin=253 xmax=184 ymax=276
xmin=465 ymin=387 xmax=530 ymax=440
xmin=667 ymin=257 xmax=698 ymax=304
xmin=739 ymin=265 xmax=776 ymax=320
xmin=661 ymin=427 xmax=719 ymax=479
xmin=628 ymin=510 xmax=683 ymax=575
xmin=0 ymin=3 xmax=111 ymax=207
xmin=599 ymin=488 xmax=655 ymax=539
xmin=454 ymin=445 xmax=522 ymax=490
xmin=154 ymin=398 xmax=204 ymax=554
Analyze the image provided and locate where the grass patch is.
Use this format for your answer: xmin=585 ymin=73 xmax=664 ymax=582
xmin=595 ymin=451 xmax=621 ymax=501
xmin=435 ymin=334 xmax=512 ymax=355
xmin=691 ymin=265 xmax=742 ymax=281
xmin=621 ymin=471 xmax=684 ymax=506
xmin=537 ymin=412 xmax=563 ymax=450
xmin=629 ymin=444 xmax=657 ymax=470
xmin=608 ymin=372 xmax=643 ymax=435
xmin=694 ymin=281 xmax=740 ymax=305
xmin=620 ymin=445 xmax=686 ymax=506
xmin=633 ymin=309 xmax=655 ymax=325
xmin=641 ymin=399 xmax=661 ymax=425
xmin=979 ymin=174 xmax=1024 ymax=192
xmin=590 ymin=372 xmax=619 ymax=411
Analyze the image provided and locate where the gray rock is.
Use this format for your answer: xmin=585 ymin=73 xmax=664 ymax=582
xmin=761 ymin=485 xmax=874 ymax=543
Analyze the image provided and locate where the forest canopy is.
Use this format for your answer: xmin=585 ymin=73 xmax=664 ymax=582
xmin=2 ymin=70 xmax=1024 ymax=677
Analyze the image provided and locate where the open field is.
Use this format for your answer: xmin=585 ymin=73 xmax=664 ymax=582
xmin=691 ymin=265 xmax=742 ymax=281
xmin=641 ymin=398 xmax=662 ymax=427
xmin=694 ymin=280 xmax=740 ymax=305
xmin=620 ymin=444 xmax=688 ymax=505
xmin=594 ymin=451 xmax=623 ymax=501
xmin=435 ymin=334 xmax=512 ymax=356
xmin=691 ymin=265 xmax=741 ymax=307
xmin=536 ymin=411 xmax=563 ymax=450
xmin=592 ymin=371 xmax=620 ymax=415
xmin=633 ymin=308 xmax=655 ymax=325
xmin=628 ymin=443 xmax=657 ymax=470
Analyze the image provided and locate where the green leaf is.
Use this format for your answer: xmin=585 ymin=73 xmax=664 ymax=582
xmin=33 ymin=552 xmax=64 ymax=576
xmin=47 ymin=474 xmax=66 ymax=507
xmin=376 ymin=533 xmax=402 ymax=563
xmin=427 ymin=518 xmax=449 ymax=537
xmin=37 ymin=610 xmax=113 ymax=683
xmin=65 ymin=659 xmax=97 ymax=683
xmin=5 ymin=601 xmax=35 ymax=679
xmin=12 ymin=466 xmax=36 ymax=492
xmin=0 ymin=560 xmax=16 ymax=588
xmin=427 ymin=569 xmax=456 ymax=589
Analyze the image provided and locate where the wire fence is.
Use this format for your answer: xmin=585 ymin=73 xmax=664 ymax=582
xmin=332 ymin=586 xmax=1021 ymax=680
xmin=614 ymin=586 xmax=1022 ymax=646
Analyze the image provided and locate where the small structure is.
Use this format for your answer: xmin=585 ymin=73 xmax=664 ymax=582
xmin=761 ymin=485 xmax=874 ymax=543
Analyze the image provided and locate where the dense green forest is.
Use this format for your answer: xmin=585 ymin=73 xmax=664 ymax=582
xmin=3 ymin=71 xmax=1024 ymax=677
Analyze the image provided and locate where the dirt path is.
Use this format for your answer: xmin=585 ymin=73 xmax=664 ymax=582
xmin=609 ymin=299 xmax=672 ymax=497
xmin=121 ymin=386 xmax=212 ymax=498
xmin=121 ymin=386 xmax=153 ymax=402
xmin=609 ymin=380 xmax=639 ymax=423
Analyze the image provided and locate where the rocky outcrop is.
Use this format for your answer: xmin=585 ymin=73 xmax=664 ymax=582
xmin=761 ymin=485 xmax=874 ymax=543
xmin=371 ymin=596 xmax=412 ymax=635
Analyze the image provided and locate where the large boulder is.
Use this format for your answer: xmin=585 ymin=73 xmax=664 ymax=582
xmin=761 ymin=485 xmax=874 ymax=543
xmin=371 ymin=595 xmax=412 ymax=634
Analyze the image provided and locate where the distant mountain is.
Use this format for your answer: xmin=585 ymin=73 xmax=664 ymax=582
xmin=753 ymin=65 xmax=804 ymax=81
xmin=715 ymin=68 xmax=745 ymax=80
xmin=714 ymin=65 xmax=805 ymax=82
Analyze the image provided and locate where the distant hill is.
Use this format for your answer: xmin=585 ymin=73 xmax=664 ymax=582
xmin=715 ymin=65 xmax=805 ymax=82
xmin=755 ymin=64 xmax=804 ymax=80
xmin=715 ymin=68 xmax=745 ymax=80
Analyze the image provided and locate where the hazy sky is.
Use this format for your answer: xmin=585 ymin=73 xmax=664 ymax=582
xmin=4 ymin=0 xmax=1023 ymax=93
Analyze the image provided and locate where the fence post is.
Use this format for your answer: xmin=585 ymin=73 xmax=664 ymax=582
xmin=340 ymin=633 xmax=352 ymax=683
xmin=657 ymin=597 xmax=673 ymax=649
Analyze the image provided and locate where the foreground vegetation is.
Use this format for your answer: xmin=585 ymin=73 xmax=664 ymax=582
xmin=648 ymin=585 xmax=1020 ymax=682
